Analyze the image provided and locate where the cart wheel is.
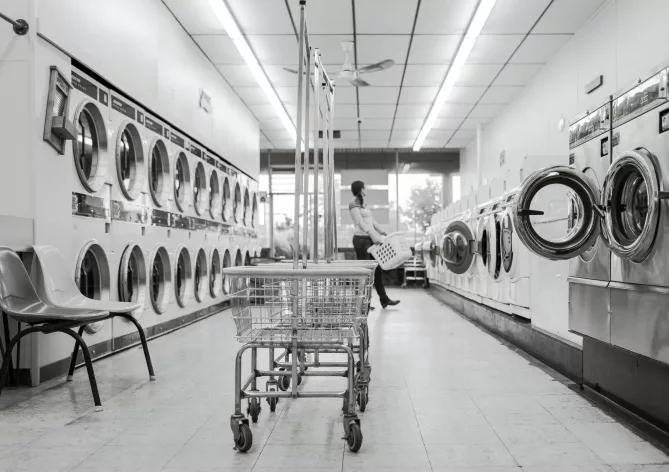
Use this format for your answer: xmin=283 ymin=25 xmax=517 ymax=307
xmin=235 ymin=424 xmax=253 ymax=453
xmin=357 ymin=390 xmax=367 ymax=412
xmin=346 ymin=423 xmax=363 ymax=452
xmin=279 ymin=375 xmax=290 ymax=391
xmin=248 ymin=398 xmax=261 ymax=423
xmin=297 ymin=374 xmax=303 ymax=386
xmin=269 ymin=397 xmax=278 ymax=412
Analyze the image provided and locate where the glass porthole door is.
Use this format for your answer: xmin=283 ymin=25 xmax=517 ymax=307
xmin=441 ymin=220 xmax=475 ymax=275
xmin=511 ymin=165 xmax=602 ymax=261
xmin=600 ymin=148 xmax=666 ymax=263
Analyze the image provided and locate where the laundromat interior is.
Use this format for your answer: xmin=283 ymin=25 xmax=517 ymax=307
xmin=3 ymin=0 xmax=669 ymax=470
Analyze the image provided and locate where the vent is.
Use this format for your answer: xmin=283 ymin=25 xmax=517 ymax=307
xmin=318 ymin=130 xmax=341 ymax=139
xmin=43 ymin=66 xmax=77 ymax=154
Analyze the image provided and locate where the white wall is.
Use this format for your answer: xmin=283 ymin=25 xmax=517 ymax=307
xmin=35 ymin=0 xmax=259 ymax=177
xmin=459 ymin=0 xmax=669 ymax=341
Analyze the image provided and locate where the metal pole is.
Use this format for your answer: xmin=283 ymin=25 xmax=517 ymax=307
xmin=268 ymin=151 xmax=274 ymax=257
xmin=301 ymin=47 xmax=312 ymax=268
xmin=328 ymin=85 xmax=337 ymax=258
xmin=292 ymin=2 xmax=307 ymax=269
xmin=322 ymin=86 xmax=331 ymax=261
xmin=395 ymin=151 xmax=399 ymax=233
xmin=313 ymin=51 xmax=321 ymax=263
xmin=0 ymin=12 xmax=29 ymax=35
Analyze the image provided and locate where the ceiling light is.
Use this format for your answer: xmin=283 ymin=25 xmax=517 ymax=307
xmin=413 ymin=0 xmax=497 ymax=152
xmin=209 ymin=0 xmax=296 ymax=143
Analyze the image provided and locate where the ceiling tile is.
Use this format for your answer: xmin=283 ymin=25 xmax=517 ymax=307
xmin=336 ymin=130 xmax=359 ymax=140
xmin=482 ymin=0 xmax=551 ymax=34
xmin=164 ymin=0 xmax=226 ymax=34
xmin=467 ymin=35 xmax=524 ymax=64
xmin=334 ymin=120 xmax=360 ymax=131
xmin=334 ymin=104 xmax=360 ymax=118
xmin=534 ymin=0 xmax=606 ymax=34
xmin=309 ymin=35 xmax=355 ymax=64
xmin=427 ymin=129 xmax=455 ymax=141
xmin=422 ymin=138 xmax=448 ymax=148
xmin=387 ymin=118 xmax=425 ymax=129
xmin=247 ymin=35 xmax=298 ymax=64
xmin=194 ymin=35 xmax=244 ymax=64
xmin=331 ymin=86 xmax=358 ymax=104
xmin=399 ymin=87 xmax=438 ymax=104
xmin=263 ymin=65 xmax=300 ymax=87
xmin=460 ymin=117 xmax=491 ymax=130
xmin=360 ymin=130 xmax=391 ymax=140
xmin=226 ymin=0 xmax=294 ymax=34
xmin=448 ymin=86 xmax=487 ymax=104
xmin=403 ymin=65 xmax=449 ymax=86
xmin=396 ymin=104 xmax=430 ymax=118
xmin=357 ymin=35 xmax=411 ymax=64
xmin=335 ymin=140 xmax=361 ymax=148
xmin=359 ymin=87 xmax=401 ymax=104
xmin=415 ymin=0 xmax=478 ymax=34
xmin=456 ymin=64 xmax=504 ymax=86
xmin=509 ymin=34 xmax=571 ymax=63
xmin=479 ymin=86 xmax=524 ymax=103
xmin=258 ymin=117 xmax=284 ymax=129
xmin=262 ymin=129 xmax=293 ymax=141
xmin=356 ymin=0 xmax=419 ymax=34
xmin=217 ymin=65 xmax=257 ymax=86
xmin=235 ymin=87 xmax=267 ymax=105
xmin=391 ymin=129 xmax=420 ymax=139
xmin=359 ymin=140 xmax=391 ymax=148
xmin=494 ymin=64 xmax=543 ymax=86
xmin=433 ymin=118 xmax=462 ymax=129
xmin=408 ymin=35 xmax=460 ymax=64
xmin=468 ymin=103 xmax=506 ymax=118
xmin=450 ymin=128 xmax=477 ymax=141
xmin=359 ymin=104 xmax=396 ymax=119
xmin=272 ymin=139 xmax=296 ymax=150
xmin=389 ymin=139 xmax=416 ymax=148
xmin=439 ymin=103 xmax=475 ymax=118
xmin=289 ymin=0 xmax=353 ymax=34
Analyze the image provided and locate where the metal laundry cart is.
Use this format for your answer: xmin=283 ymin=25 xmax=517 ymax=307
xmin=225 ymin=0 xmax=371 ymax=453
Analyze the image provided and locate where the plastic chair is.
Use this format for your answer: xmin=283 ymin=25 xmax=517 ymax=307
xmin=0 ymin=247 xmax=108 ymax=409
xmin=31 ymin=245 xmax=155 ymax=386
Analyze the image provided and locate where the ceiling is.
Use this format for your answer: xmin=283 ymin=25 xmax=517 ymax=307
xmin=164 ymin=0 xmax=606 ymax=151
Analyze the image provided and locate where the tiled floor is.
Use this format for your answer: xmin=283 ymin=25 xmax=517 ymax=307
xmin=1 ymin=289 xmax=668 ymax=471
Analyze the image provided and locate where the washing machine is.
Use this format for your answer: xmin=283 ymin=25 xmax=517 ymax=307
xmin=112 ymin=111 xmax=173 ymax=340
xmin=170 ymin=129 xmax=192 ymax=222
xmin=463 ymin=192 xmax=480 ymax=299
xmin=69 ymin=67 xmax=112 ymax=216
xmin=601 ymin=68 xmax=669 ymax=365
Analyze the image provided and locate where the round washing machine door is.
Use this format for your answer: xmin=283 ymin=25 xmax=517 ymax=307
xmin=75 ymin=241 xmax=111 ymax=334
xmin=441 ymin=220 xmax=475 ymax=275
xmin=601 ymin=148 xmax=663 ymax=262
xmin=500 ymin=200 xmax=519 ymax=279
xmin=486 ymin=208 xmax=504 ymax=281
xmin=73 ymin=99 xmax=109 ymax=193
xmin=512 ymin=165 xmax=601 ymax=261
xmin=475 ymin=213 xmax=490 ymax=279
xmin=427 ymin=233 xmax=438 ymax=269
xmin=118 ymin=243 xmax=147 ymax=319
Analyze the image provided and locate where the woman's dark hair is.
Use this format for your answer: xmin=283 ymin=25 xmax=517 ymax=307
xmin=351 ymin=180 xmax=365 ymax=206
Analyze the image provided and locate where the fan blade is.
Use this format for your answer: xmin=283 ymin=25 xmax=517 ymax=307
xmin=357 ymin=59 xmax=394 ymax=74
xmin=349 ymin=77 xmax=370 ymax=87
xmin=282 ymin=67 xmax=313 ymax=76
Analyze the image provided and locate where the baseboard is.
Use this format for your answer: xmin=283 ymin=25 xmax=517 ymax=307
xmin=38 ymin=300 xmax=230 ymax=384
xmin=429 ymin=285 xmax=583 ymax=383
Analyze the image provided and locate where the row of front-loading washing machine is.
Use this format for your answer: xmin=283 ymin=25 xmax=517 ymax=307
xmin=41 ymin=63 xmax=261 ymax=363
xmin=419 ymin=59 xmax=669 ymax=366
xmin=418 ymin=175 xmax=532 ymax=319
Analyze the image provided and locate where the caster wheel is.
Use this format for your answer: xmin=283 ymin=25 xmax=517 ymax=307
xmin=357 ymin=389 xmax=368 ymax=412
xmin=235 ymin=423 xmax=253 ymax=453
xmin=248 ymin=398 xmax=261 ymax=423
xmin=279 ymin=375 xmax=290 ymax=391
xmin=346 ymin=423 xmax=363 ymax=452
xmin=297 ymin=374 xmax=303 ymax=386
xmin=268 ymin=397 xmax=278 ymax=412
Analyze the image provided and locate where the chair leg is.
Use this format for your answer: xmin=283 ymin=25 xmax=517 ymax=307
xmin=117 ymin=314 xmax=155 ymax=381
xmin=0 ymin=326 xmax=41 ymax=395
xmin=67 ymin=326 xmax=87 ymax=381
xmin=1 ymin=312 xmax=15 ymax=385
xmin=60 ymin=328 xmax=103 ymax=411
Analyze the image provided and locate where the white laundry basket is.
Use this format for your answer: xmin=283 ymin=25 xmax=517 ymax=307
xmin=367 ymin=232 xmax=413 ymax=270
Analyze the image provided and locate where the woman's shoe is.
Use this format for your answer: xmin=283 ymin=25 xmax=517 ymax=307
xmin=381 ymin=299 xmax=400 ymax=309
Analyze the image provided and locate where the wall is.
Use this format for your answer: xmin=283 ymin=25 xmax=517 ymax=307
xmin=35 ymin=0 xmax=259 ymax=177
xmin=458 ymin=0 xmax=669 ymax=342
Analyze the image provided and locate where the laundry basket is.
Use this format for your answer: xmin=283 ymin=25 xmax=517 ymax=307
xmin=368 ymin=232 xmax=413 ymax=270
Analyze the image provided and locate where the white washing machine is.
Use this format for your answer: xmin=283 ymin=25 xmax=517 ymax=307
xmin=169 ymin=129 xmax=192 ymax=221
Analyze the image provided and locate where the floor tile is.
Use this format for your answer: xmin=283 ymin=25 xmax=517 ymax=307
xmin=506 ymin=441 xmax=605 ymax=466
xmin=492 ymin=423 xmax=581 ymax=446
xmin=612 ymin=466 xmax=669 ymax=471
xmin=254 ymin=444 xmax=344 ymax=469
xmin=343 ymin=443 xmax=431 ymax=470
xmin=425 ymin=443 xmax=518 ymax=468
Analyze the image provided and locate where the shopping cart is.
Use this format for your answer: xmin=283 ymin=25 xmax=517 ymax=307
xmin=226 ymin=265 xmax=370 ymax=453
xmin=253 ymin=259 xmax=376 ymax=410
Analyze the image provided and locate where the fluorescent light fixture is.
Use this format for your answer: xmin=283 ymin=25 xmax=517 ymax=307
xmin=209 ymin=0 xmax=296 ymax=143
xmin=413 ymin=0 xmax=497 ymax=151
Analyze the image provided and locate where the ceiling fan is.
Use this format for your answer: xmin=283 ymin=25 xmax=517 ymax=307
xmin=283 ymin=41 xmax=394 ymax=87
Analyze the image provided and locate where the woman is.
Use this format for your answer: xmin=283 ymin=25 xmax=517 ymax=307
xmin=349 ymin=180 xmax=400 ymax=309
